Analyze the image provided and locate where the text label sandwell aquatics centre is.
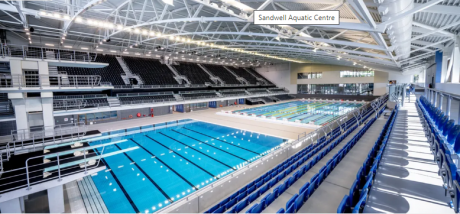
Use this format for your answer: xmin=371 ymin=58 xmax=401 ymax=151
xmin=253 ymin=11 xmax=340 ymax=25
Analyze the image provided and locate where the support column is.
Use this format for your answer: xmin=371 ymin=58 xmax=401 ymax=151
xmin=452 ymin=36 xmax=460 ymax=83
xmin=441 ymin=48 xmax=453 ymax=83
xmin=38 ymin=61 xmax=50 ymax=87
xmin=41 ymin=92 xmax=54 ymax=136
xmin=0 ymin=197 xmax=22 ymax=213
xmin=435 ymin=50 xmax=443 ymax=84
xmin=9 ymin=94 xmax=29 ymax=139
xmin=47 ymin=185 xmax=65 ymax=213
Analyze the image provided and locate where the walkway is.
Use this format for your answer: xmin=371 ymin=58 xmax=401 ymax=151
xmin=364 ymin=95 xmax=453 ymax=213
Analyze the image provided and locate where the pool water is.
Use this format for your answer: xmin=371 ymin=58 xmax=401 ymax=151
xmin=234 ymin=101 xmax=363 ymax=125
xmin=88 ymin=119 xmax=286 ymax=213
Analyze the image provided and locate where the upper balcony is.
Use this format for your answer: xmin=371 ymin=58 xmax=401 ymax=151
xmin=0 ymin=74 xmax=113 ymax=92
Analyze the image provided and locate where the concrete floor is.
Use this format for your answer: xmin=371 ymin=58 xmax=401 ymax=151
xmin=87 ymin=104 xmax=315 ymax=141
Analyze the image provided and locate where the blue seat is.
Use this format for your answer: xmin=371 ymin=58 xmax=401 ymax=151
xmin=337 ymin=195 xmax=351 ymax=213
xmin=247 ymin=185 xmax=256 ymax=194
xmin=294 ymin=192 xmax=305 ymax=212
xmin=207 ymin=204 xmax=220 ymax=213
xmin=237 ymin=191 xmax=247 ymax=201
xmin=234 ymin=199 xmax=248 ymax=213
xmin=225 ymin=198 xmax=237 ymax=210
xmin=260 ymin=183 xmax=269 ymax=195
xmin=248 ymin=190 xmax=259 ymax=203
xmin=276 ymin=208 xmax=285 ymax=213
xmin=213 ymin=206 xmax=225 ymax=213
xmin=352 ymin=191 xmax=368 ymax=213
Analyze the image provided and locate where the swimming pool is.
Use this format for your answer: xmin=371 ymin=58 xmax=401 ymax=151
xmin=233 ymin=101 xmax=363 ymax=126
xmin=87 ymin=119 xmax=286 ymax=213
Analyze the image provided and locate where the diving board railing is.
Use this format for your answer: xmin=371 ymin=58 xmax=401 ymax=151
xmin=1 ymin=122 xmax=88 ymax=163
xmin=157 ymin=94 xmax=388 ymax=213
xmin=0 ymin=142 xmax=135 ymax=194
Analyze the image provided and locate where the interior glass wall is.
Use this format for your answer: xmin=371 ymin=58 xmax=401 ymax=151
xmin=340 ymin=70 xmax=374 ymax=78
xmin=297 ymin=83 xmax=374 ymax=95
xmin=297 ymin=72 xmax=323 ymax=79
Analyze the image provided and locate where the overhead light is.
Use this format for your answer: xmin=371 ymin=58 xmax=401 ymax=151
xmin=96 ymin=49 xmax=103 ymax=51
xmin=64 ymin=45 xmax=72 ymax=48
xmin=123 ymin=52 xmax=129 ymax=54
xmin=110 ymin=50 xmax=117 ymax=53
xmin=45 ymin=43 xmax=54 ymax=47
xmin=81 ymin=47 xmax=89 ymax=50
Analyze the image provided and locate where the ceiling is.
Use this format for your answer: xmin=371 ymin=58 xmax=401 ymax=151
xmin=0 ymin=0 xmax=458 ymax=71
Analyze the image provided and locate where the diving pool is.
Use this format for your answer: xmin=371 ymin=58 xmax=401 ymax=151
xmin=87 ymin=119 xmax=286 ymax=213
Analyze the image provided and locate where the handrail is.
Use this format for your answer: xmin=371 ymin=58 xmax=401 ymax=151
xmin=0 ymin=74 xmax=103 ymax=88
xmin=0 ymin=144 xmax=107 ymax=194
xmin=0 ymin=43 xmax=96 ymax=62
xmin=53 ymin=94 xmax=107 ymax=100
xmin=119 ymin=98 xmax=177 ymax=105
xmin=117 ymin=91 xmax=174 ymax=97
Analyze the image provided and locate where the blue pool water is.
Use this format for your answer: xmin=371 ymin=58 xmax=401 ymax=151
xmin=234 ymin=101 xmax=362 ymax=125
xmin=88 ymin=119 xmax=286 ymax=213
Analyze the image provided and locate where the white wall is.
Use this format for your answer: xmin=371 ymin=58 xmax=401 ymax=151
xmin=255 ymin=63 xmax=296 ymax=93
xmin=388 ymin=72 xmax=413 ymax=84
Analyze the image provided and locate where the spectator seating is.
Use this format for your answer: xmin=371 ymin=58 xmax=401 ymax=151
xmin=245 ymin=68 xmax=274 ymax=85
xmin=274 ymin=94 xmax=295 ymax=101
xmin=269 ymin=88 xmax=287 ymax=93
xmin=228 ymin=67 xmax=259 ymax=84
xmin=337 ymin=107 xmax=398 ymax=213
xmin=416 ymin=96 xmax=460 ymax=213
xmin=204 ymin=101 xmax=384 ymax=214
xmin=118 ymin=94 xmax=176 ymax=105
xmin=173 ymin=62 xmax=212 ymax=84
xmin=123 ymin=57 xmax=178 ymax=85
xmin=58 ymin=54 xmax=126 ymax=85
xmin=248 ymin=89 xmax=269 ymax=95
xmin=203 ymin=64 xmax=241 ymax=84
xmin=253 ymin=104 xmax=385 ymax=214
xmin=53 ymin=98 xmax=109 ymax=110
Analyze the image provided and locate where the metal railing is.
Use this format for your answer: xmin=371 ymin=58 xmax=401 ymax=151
xmin=119 ymin=98 xmax=177 ymax=105
xmin=159 ymin=94 xmax=388 ymax=213
xmin=6 ymin=122 xmax=87 ymax=154
xmin=179 ymin=90 xmax=216 ymax=94
xmin=1 ymin=44 xmax=95 ymax=62
xmin=0 ymin=143 xmax=106 ymax=194
xmin=425 ymin=87 xmax=460 ymax=122
xmin=0 ymin=74 xmax=103 ymax=88
xmin=117 ymin=91 xmax=174 ymax=97
xmin=54 ymin=94 xmax=107 ymax=100
xmin=182 ymin=95 xmax=218 ymax=100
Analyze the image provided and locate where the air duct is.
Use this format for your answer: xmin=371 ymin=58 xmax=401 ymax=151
xmin=378 ymin=0 xmax=413 ymax=60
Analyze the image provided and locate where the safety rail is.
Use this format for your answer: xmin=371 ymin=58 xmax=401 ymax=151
xmin=424 ymin=87 xmax=460 ymax=122
xmin=0 ymin=44 xmax=96 ymax=62
xmin=0 ymin=144 xmax=107 ymax=194
xmin=0 ymin=74 xmax=103 ymax=88
xmin=53 ymin=94 xmax=107 ymax=100
xmin=158 ymin=94 xmax=388 ymax=213
xmin=113 ymin=84 xmax=186 ymax=89
xmin=220 ymin=89 xmax=247 ymax=92
xmin=247 ymin=88 xmax=268 ymax=91
xmin=119 ymin=98 xmax=177 ymax=105
xmin=0 ymin=100 xmax=14 ymax=115
xmin=182 ymin=95 xmax=218 ymax=100
xmin=179 ymin=90 xmax=216 ymax=94
xmin=116 ymin=91 xmax=174 ymax=97
xmin=5 ymin=122 xmax=87 ymax=154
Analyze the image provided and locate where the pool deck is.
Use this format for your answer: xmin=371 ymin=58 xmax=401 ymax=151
xmin=87 ymin=104 xmax=314 ymax=141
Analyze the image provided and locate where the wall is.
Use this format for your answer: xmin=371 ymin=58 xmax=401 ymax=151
xmin=388 ymin=72 xmax=413 ymax=83
xmin=291 ymin=63 xmax=375 ymax=84
xmin=374 ymin=71 xmax=389 ymax=96
xmin=255 ymin=63 xmax=296 ymax=93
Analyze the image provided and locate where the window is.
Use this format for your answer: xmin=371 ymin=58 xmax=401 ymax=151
xmin=297 ymin=72 xmax=322 ymax=79
xmin=297 ymin=83 xmax=374 ymax=95
xmin=340 ymin=70 xmax=374 ymax=78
